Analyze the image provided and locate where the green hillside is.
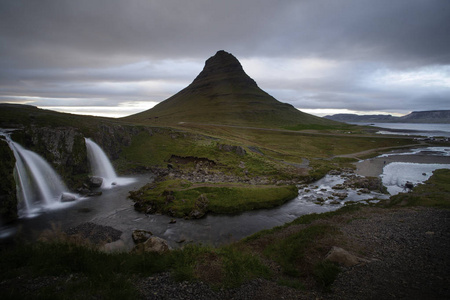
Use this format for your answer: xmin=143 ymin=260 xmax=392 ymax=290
xmin=123 ymin=51 xmax=338 ymax=129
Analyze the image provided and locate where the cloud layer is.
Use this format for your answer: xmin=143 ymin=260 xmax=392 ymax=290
xmin=1 ymin=0 xmax=449 ymax=117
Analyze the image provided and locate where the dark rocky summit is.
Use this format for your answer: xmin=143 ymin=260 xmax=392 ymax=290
xmin=188 ymin=50 xmax=258 ymax=90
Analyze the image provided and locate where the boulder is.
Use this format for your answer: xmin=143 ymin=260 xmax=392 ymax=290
xmin=325 ymin=246 xmax=368 ymax=267
xmin=88 ymin=176 xmax=103 ymax=188
xmin=332 ymin=184 xmax=346 ymax=190
xmin=188 ymin=194 xmax=209 ymax=219
xmin=132 ymin=229 xmax=153 ymax=244
xmin=332 ymin=192 xmax=348 ymax=200
xmin=328 ymin=170 xmax=342 ymax=175
xmin=60 ymin=192 xmax=77 ymax=202
xmin=133 ymin=236 xmax=171 ymax=254
xmin=189 ymin=209 xmax=205 ymax=219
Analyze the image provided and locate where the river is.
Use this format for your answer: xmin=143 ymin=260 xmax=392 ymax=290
xmin=2 ymin=170 xmax=389 ymax=249
xmin=1 ymin=128 xmax=450 ymax=249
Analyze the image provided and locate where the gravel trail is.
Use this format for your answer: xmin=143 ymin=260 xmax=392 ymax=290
xmin=326 ymin=207 xmax=450 ymax=300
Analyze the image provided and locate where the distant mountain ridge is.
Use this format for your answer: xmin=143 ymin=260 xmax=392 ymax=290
xmin=324 ymin=110 xmax=450 ymax=124
xmin=124 ymin=50 xmax=337 ymax=128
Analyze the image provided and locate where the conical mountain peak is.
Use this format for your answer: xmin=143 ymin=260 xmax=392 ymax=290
xmin=124 ymin=50 xmax=337 ymax=128
xmin=189 ymin=50 xmax=257 ymax=89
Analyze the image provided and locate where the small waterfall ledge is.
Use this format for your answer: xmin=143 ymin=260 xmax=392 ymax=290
xmin=85 ymin=138 xmax=135 ymax=188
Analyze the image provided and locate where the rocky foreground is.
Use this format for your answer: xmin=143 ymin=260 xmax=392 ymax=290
xmin=56 ymin=206 xmax=449 ymax=299
xmin=1 ymin=206 xmax=448 ymax=299
xmin=129 ymin=207 xmax=449 ymax=300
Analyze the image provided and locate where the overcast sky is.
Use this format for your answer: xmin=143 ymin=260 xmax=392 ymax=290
xmin=1 ymin=0 xmax=449 ymax=118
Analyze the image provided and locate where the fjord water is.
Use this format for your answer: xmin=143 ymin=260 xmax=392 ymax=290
xmin=358 ymin=123 xmax=450 ymax=138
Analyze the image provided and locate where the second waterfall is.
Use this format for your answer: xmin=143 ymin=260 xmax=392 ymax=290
xmin=85 ymin=138 xmax=135 ymax=188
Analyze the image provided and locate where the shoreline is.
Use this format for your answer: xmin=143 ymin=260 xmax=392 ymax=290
xmin=355 ymin=154 xmax=450 ymax=177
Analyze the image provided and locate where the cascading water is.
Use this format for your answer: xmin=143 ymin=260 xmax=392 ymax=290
xmin=1 ymin=130 xmax=76 ymax=217
xmin=85 ymin=138 xmax=135 ymax=188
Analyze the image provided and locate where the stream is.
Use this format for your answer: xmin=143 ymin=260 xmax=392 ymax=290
xmin=3 ymin=172 xmax=385 ymax=249
xmin=2 ymin=147 xmax=450 ymax=250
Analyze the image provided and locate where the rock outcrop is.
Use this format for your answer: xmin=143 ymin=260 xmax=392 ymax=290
xmin=90 ymin=123 xmax=151 ymax=160
xmin=11 ymin=126 xmax=89 ymax=189
xmin=217 ymin=144 xmax=246 ymax=156
xmin=325 ymin=246 xmax=369 ymax=267
xmin=0 ymin=138 xmax=17 ymax=223
xmin=132 ymin=229 xmax=153 ymax=244
xmin=132 ymin=235 xmax=171 ymax=254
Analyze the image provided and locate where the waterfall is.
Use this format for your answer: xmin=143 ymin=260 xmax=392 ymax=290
xmin=85 ymin=138 xmax=135 ymax=188
xmin=1 ymin=130 xmax=76 ymax=217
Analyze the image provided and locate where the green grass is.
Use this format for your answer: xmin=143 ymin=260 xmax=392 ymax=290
xmin=313 ymin=260 xmax=341 ymax=290
xmin=243 ymin=204 xmax=362 ymax=243
xmin=0 ymin=241 xmax=166 ymax=299
xmin=0 ymin=240 xmax=270 ymax=297
xmin=130 ymin=179 xmax=298 ymax=218
xmin=282 ymin=123 xmax=354 ymax=131
xmin=217 ymin=245 xmax=271 ymax=287
xmin=263 ymin=224 xmax=337 ymax=277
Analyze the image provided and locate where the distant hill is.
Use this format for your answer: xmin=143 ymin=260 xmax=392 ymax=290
xmin=324 ymin=110 xmax=450 ymax=124
xmin=123 ymin=50 xmax=338 ymax=129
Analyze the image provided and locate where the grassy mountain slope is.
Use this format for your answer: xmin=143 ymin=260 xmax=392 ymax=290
xmin=123 ymin=51 xmax=338 ymax=129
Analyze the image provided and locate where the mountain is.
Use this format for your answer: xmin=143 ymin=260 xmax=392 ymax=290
xmin=124 ymin=50 xmax=337 ymax=128
xmin=398 ymin=110 xmax=450 ymax=123
xmin=324 ymin=110 xmax=450 ymax=124
xmin=323 ymin=114 xmax=396 ymax=123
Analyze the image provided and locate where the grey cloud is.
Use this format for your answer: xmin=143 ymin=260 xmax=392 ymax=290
xmin=2 ymin=0 xmax=449 ymax=67
xmin=1 ymin=0 xmax=449 ymax=116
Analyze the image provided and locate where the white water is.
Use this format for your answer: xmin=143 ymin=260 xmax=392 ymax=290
xmin=85 ymin=138 xmax=135 ymax=188
xmin=379 ymin=147 xmax=450 ymax=158
xmin=1 ymin=131 xmax=76 ymax=217
xmin=381 ymin=162 xmax=450 ymax=195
